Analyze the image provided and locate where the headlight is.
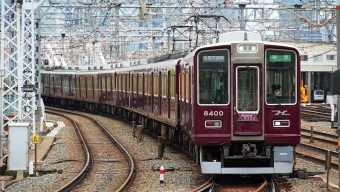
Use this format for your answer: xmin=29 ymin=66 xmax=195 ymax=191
xmin=205 ymin=120 xmax=222 ymax=128
xmin=273 ymin=120 xmax=290 ymax=128
xmin=237 ymin=44 xmax=258 ymax=53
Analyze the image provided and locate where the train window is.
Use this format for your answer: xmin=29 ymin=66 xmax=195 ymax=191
xmin=117 ymin=75 xmax=121 ymax=91
xmin=126 ymin=74 xmax=129 ymax=94
xmin=186 ymin=70 xmax=190 ymax=101
xmin=163 ymin=74 xmax=168 ymax=97
xmin=55 ymin=76 xmax=61 ymax=93
xmin=180 ymin=73 xmax=184 ymax=101
xmin=135 ymin=74 xmax=140 ymax=93
xmin=78 ymin=77 xmax=81 ymax=99
xmin=87 ymin=78 xmax=92 ymax=91
xmin=102 ymin=77 xmax=106 ymax=91
xmin=44 ymin=75 xmax=49 ymax=93
xmin=52 ymin=76 xmax=55 ymax=93
xmin=139 ymin=74 xmax=143 ymax=93
xmin=94 ymin=77 xmax=98 ymax=92
xmin=123 ymin=75 xmax=126 ymax=92
xmin=63 ymin=77 xmax=69 ymax=94
xmin=71 ymin=76 xmax=76 ymax=96
xmin=146 ymin=75 xmax=149 ymax=95
xmin=81 ymin=77 xmax=85 ymax=90
xmin=236 ymin=67 xmax=259 ymax=112
xmin=133 ymin=74 xmax=137 ymax=93
xmin=154 ymin=74 xmax=158 ymax=96
xmin=198 ymin=50 xmax=229 ymax=105
xmin=266 ymin=50 xmax=297 ymax=104
xmin=111 ymin=75 xmax=114 ymax=91
xmin=107 ymin=76 xmax=111 ymax=91
xmin=170 ymin=70 xmax=175 ymax=98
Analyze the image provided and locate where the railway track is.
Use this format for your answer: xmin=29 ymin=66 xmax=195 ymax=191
xmin=301 ymin=105 xmax=332 ymax=122
xmin=298 ymin=127 xmax=339 ymax=171
xmin=301 ymin=128 xmax=338 ymax=151
xmin=46 ymin=108 xmax=136 ymax=191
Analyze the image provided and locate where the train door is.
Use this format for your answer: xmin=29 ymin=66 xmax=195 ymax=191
xmin=232 ymin=65 xmax=263 ymax=136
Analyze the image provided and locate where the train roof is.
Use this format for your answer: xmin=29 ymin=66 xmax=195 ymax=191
xmin=206 ymin=31 xmax=299 ymax=51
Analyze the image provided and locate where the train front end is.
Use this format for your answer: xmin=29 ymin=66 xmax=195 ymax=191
xmin=193 ymin=32 xmax=300 ymax=175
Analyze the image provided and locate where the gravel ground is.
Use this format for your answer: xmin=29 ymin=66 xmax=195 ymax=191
xmin=4 ymin=114 xmax=339 ymax=191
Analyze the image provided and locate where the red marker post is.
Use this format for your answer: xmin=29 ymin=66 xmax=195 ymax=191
xmin=160 ymin=166 xmax=164 ymax=183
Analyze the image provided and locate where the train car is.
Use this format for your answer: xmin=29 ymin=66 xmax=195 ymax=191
xmin=187 ymin=31 xmax=301 ymax=174
xmin=311 ymin=90 xmax=324 ymax=103
xmin=41 ymin=31 xmax=301 ymax=176
xmin=75 ymin=70 xmax=99 ymax=111
xmin=115 ymin=58 xmax=180 ymax=128
xmin=41 ymin=70 xmax=77 ymax=106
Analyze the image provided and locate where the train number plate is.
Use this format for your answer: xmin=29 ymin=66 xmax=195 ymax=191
xmin=204 ymin=111 xmax=223 ymax=116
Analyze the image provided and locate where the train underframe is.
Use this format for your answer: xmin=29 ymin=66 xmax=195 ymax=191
xmin=43 ymin=96 xmax=295 ymax=175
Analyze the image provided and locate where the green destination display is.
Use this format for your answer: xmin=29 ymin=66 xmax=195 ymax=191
xmin=269 ymin=55 xmax=291 ymax=62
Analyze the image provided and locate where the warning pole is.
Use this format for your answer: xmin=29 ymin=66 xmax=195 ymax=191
xmin=160 ymin=166 xmax=164 ymax=183
xmin=32 ymin=134 xmax=39 ymax=177
xmin=34 ymin=143 xmax=37 ymax=177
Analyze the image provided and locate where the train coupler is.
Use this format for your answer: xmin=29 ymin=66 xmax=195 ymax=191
xmin=242 ymin=143 xmax=257 ymax=157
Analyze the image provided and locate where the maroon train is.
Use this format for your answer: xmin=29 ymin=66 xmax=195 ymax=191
xmin=41 ymin=31 xmax=301 ymax=175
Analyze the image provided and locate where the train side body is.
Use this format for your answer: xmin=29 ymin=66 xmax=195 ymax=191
xmin=98 ymin=70 xmax=116 ymax=105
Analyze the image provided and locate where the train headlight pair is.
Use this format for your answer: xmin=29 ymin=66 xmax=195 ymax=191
xmin=273 ymin=120 xmax=290 ymax=128
xmin=205 ymin=120 xmax=222 ymax=128
xmin=237 ymin=44 xmax=258 ymax=53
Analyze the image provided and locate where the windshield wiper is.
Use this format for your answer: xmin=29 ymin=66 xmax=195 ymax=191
xmin=269 ymin=93 xmax=282 ymax=107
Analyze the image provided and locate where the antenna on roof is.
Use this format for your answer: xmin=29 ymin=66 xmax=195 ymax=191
xmin=244 ymin=32 xmax=248 ymax=41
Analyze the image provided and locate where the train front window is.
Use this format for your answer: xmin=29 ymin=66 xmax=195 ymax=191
xmin=198 ymin=50 xmax=229 ymax=105
xmin=236 ymin=67 xmax=259 ymax=112
xmin=266 ymin=50 xmax=296 ymax=104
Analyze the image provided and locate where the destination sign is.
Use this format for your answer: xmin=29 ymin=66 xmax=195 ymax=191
xmin=203 ymin=56 xmax=225 ymax=62
xmin=269 ymin=55 xmax=291 ymax=62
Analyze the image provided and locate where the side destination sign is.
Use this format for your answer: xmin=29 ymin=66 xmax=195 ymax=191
xmin=270 ymin=55 xmax=291 ymax=62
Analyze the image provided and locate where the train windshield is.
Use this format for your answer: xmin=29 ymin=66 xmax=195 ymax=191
xmin=236 ymin=67 xmax=259 ymax=111
xmin=266 ymin=50 xmax=297 ymax=104
xmin=198 ymin=50 xmax=229 ymax=105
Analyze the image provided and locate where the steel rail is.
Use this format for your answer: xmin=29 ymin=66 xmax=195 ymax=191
xmin=46 ymin=107 xmax=136 ymax=192
xmin=301 ymin=128 xmax=337 ymax=139
xmin=255 ymin=176 xmax=268 ymax=192
xmin=46 ymin=109 xmax=93 ymax=192
xmin=190 ymin=175 xmax=212 ymax=192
